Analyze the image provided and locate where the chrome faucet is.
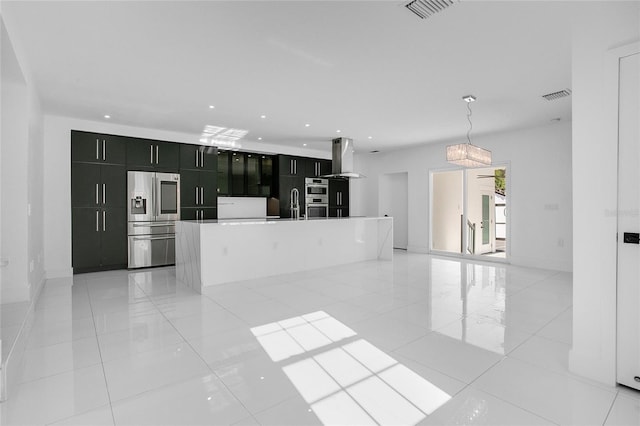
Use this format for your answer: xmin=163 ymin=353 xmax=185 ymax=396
xmin=290 ymin=188 xmax=300 ymax=220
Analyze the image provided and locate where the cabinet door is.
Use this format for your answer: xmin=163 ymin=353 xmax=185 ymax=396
xmin=201 ymin=146 xmax=217 ymax=172
xmin=127 ymin=139 xmax=156 ymax=168
xmin=103 ymin=135 xmax=127 ymax=165
xmin=231 ymin=152 xmax=245 ymax=195
xmin=154 ymin=141 xmax=180 ymax=170
xmin=319 ymin=160 xmax=332 ymax=176
xmin=260 ymin=155 xmax=274 ymax=197
xmin=200 ymin=207 xmax=217 ymax=220
xmin=71 ymin=131 xmax=103 ymax=163
xmin=199 ymin=171 xmax=217 ymax=208
xmin=246 ymin=154 xmax=261 ymax=196
xmin=329 ymin=179 xmax=349 ymax=207
xmin=180 ymin=208 xmax=198 ymax=221
xmin=329 ymin=207 xmax=349 ymax=218
xmin=72 ymin=163 xmax=101 ymax=208
xmin=72 ymin=208 xmax=102 ymax=269
xmin=100 ymin=207 xmax=127 ymax=267
xmin=100 ymin=164 xmax=126 ymax=208
xmin=180 ymin=170 xmax=200 ymax=208
xmin=278 ymin=155 xmax=302 ymax=177
xmin=180 ymin=144 xmax=201 ymax=170
xmin=217 ymin=151 xmax=230 ymax=195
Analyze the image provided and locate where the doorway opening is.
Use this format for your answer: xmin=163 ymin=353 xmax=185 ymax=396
xmin=430 ymin=166 xmax=508 ymax=260
xmin=379 ymin=172 xmax=409 ymax=250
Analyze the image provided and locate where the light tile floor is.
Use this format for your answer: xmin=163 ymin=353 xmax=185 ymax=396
xmin=1 ymin=251 xmax=639 ymax=425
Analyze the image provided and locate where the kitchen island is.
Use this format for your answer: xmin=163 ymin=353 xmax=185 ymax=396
xmin=175 ymin=217 xmax=393 ymax=292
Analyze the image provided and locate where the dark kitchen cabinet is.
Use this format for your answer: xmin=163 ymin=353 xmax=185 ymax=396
xmin=127 ymin=138 xmax=179 ymax=170
xmin=329 ymin=207 xmax=350 ymax=218
xmin=71 ymin=207 xmax=126 ymax=272
xmin=260 ymin=155 xmax=275 ymax=197
xmin=71 ymin=131 xmax=126 ymax=165
xmin=279 ymin=175 xmax=305 ymax=219
xmin=231 ymin=152 xmax=245 ymax=195
xmin=329 ymin=179 xmax=349 ymax=217
xmin=279 ymin=155 xmax=305 ymax=177
xmin=180 ymin=170 xmax=217 ymax=209
xmin=217 ymin=150 xmax=230 ymax=195
xmin=71 ymin=163 xmax=126 ymax=209
xmin=247 ymin=153 xmax=275 ymax=197
xmin=100 ymin=207 xmax=127 ymax=266
xmin=181 ymin=207 xmax=217 ymax=221
xmin=307 ymin=159 xmax=332 ymax=178
xmin=180 ymin=144 xmax=217 ymax=171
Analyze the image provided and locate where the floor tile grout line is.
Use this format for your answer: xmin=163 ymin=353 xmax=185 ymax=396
xmin=133 ymin=279 xmax=261 ymax=424
xmin=463 ymin=357 xmax=563 ymax=426
xmin=601 ymin=391 xmax=619 ymax=425
xmin=85 ymin=280 xmax=118 ymax=426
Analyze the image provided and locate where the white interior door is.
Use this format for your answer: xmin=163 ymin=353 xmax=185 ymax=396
xmin=616 ymin=52 xmax=640 ymax=390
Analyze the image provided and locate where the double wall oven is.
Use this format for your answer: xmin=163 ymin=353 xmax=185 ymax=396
xmin=305 ymin=178 xmax=328 ymax=218
xmin=127 ymin=171 xmax=180 ymax=268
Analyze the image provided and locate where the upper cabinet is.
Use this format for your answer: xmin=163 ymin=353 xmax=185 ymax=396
xmin=180 ymin=144 xmax=217 ymax=171
xmin=307 ymin=159 xmax=332 ymax=178
xmin=71 ymin=131 xmax=126 ymax=165
xmin=278 ymin=155 xmax=331 ymax=178
xmin=279 ymin=155 xmax=303 ymax=177
xmin=217 ymin=150 xmax=231 ymax=195
xmin=126 ymin=138 xmax=179 ymax=170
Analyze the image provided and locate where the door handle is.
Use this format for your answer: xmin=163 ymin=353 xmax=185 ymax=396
xmin=96 ymin=184 xmax=99 ymax=205
xmin=150 ymin=145 xmax=154 ymax=164
xmin=96 ymin=139 xmax=100 ymax=160
xmin=195 ymin=187 xmax=199 ymax=205
xmin=132 ymin=236 xmax=175 ymax=241
xmin=201 ymin=187 xmax=204 ymax=204
xmin=102 ymin=140 xmax=106 ymax=161
xmin=103 ymin=210 xmax=106 ymax=231
xmin=201 ymin=151 xmax=204 ymax=168
xmin=195 ymin=150 xmax=199 ymax=167
xmin=102 ymin=184 xmax=106 ymax=205
xmin=155 ymin=145 xmax=159 ymax=164
xmin=96 ymin=210 xmax=99 ymax=231
xmin=196 ymin=210 xmax=199 ymax=220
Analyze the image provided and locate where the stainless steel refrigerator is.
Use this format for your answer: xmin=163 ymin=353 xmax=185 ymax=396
xmin=127 ymin=171 xmax=180 ymax=268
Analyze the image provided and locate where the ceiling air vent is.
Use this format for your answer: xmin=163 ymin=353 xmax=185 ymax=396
xmin=542 ymin=89 xmax=572 ymax=101
xmin=405 ymin=0 xmax=457 ymax=20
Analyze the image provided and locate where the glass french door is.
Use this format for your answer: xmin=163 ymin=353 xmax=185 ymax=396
xmin=430 ymin=166 xmax=508 ymax=261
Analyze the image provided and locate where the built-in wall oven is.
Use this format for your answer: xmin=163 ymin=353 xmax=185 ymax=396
xmin=127 ymin=171 xmax=180 ymax=268
xmin=305 ymin=178 xmax=328 ymax=218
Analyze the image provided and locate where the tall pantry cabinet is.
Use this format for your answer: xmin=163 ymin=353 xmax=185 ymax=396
xmin=71 ymin=131 xmax=128 ymax=272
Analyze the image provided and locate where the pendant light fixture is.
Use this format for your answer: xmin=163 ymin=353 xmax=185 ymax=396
xmin=446 ymin=95 xmax=492 ymax=167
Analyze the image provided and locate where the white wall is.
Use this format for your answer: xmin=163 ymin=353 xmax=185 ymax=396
xmin=42 ymin=115 xmax=331 ymax=278
xmin=352 ymin=121 xmax=573 ymax=272
xmin=0 ymin=17 xmax=44 ymax=304
xmin=569 ymin=1 xmax=640 ymax=386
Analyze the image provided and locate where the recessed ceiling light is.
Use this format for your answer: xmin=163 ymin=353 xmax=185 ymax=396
xmin=305 ymin=123 xmax=310 ymax=127
xmin=368 ymin=136 xmax=373 ymax=139
xmin=260 ymin=115 xmax=267 ymax=119
xmin=303 ymin=143 xmax=307 ymax=146
xmin=258 ymin=137 xmax=262 ymax=140
xmin=208 ymin=105 xmax=215 ymax=109
xmin=104 ymin=115 xmax=111 ymax=119
xmin=336 ymin=129 xmax=341 ymax=133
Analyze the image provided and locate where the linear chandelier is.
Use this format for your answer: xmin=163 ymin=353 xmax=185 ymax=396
xmin=446 ymin=95 xmax=492 ymax=167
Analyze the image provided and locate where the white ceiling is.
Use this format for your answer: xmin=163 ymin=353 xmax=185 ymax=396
xmin=3 ymin=0 xmax=577 ymax=153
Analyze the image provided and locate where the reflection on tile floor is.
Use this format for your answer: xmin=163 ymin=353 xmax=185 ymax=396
xmin=1 ymin=251 xmax=639 ymax=425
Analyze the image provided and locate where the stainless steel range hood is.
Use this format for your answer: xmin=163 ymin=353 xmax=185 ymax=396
xmin=322 ymin=137 xmax=365 ymax=179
